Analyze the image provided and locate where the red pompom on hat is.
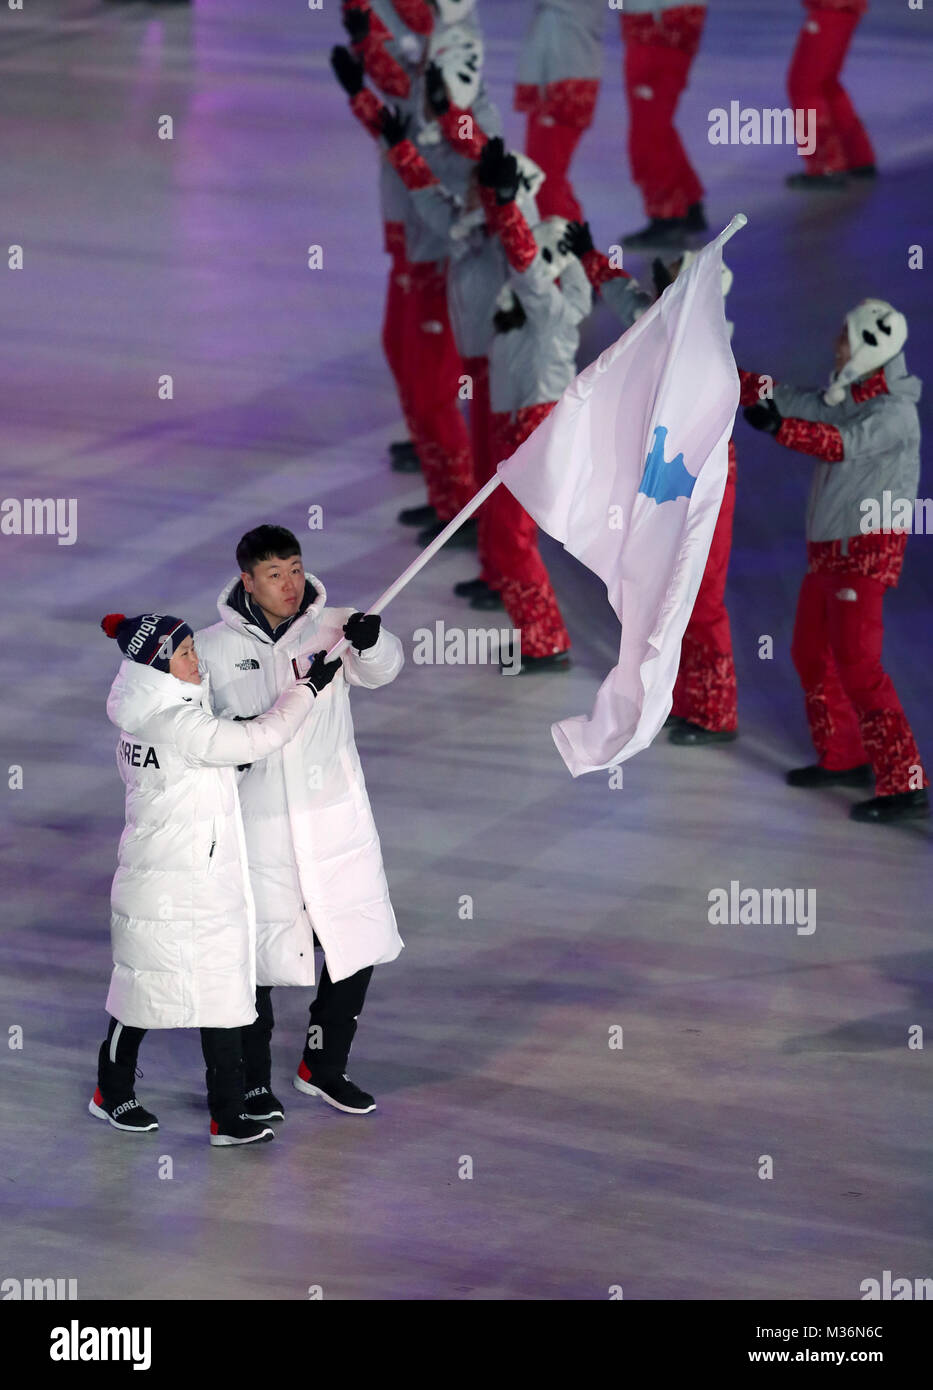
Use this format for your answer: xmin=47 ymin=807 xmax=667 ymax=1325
xmin=101 ymin=613 xmax=127 ymax=639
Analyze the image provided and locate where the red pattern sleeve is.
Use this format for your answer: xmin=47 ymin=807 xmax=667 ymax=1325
xmin=391 ymin=0 xmax=434 ymax=34
xmin=386 ymin=138 xmax=439 ymax=191
xmin=478 ymin=184 xmax=499 ymax=231
xmin=356 ymin=33 xmax=411 ymax=98
xmin=349 ymin=88 xmax=384 ymax=140
xmin=776 ymin=417 xmax=845 ymax=462
xmin=581 ymin=248 xmax=629 ymax=292
xmin=738 ymin=368 xmax=773 ymax=407
xmin=494 ymin=200 xmax=538 ymax=273
xmin=851 ymin=368 xmax=889 ymax=404
xmin=438 ymin=104 xmax=490 ymax=161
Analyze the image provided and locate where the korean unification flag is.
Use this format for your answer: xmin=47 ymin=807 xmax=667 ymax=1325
xmin=497 ymin=225 xmax=741 ymax=777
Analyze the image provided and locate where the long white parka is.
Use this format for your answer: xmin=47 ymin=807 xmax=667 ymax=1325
xmin=105 ymin=659 xmax=317 ymax=1030
xmin=195 ymin=575 xmax=404 ymax=987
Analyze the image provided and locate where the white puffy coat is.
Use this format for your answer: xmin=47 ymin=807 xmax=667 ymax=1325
xmin=105 ymin=659 xmax=317 ymax=1030
xmin=195 ymin=575 xmax=404 ymax=987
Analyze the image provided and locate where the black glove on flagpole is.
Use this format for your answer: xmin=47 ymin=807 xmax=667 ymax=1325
xmin=344 ymin=612 xmax=381 ymax=652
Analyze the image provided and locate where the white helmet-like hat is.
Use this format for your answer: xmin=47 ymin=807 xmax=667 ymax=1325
xmin=427 ymin=23 xmax=483 ymax=109
xmin=824 ymin=298 xmax=908 ymax=404
xmin=533 ymin=216 xmax=574 ymax=283
xmin=431 ymin=0 xmax=477 ymax=23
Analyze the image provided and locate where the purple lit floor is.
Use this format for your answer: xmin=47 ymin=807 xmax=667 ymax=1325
xmin=1 ymin=0 xmax=932 ymax=1300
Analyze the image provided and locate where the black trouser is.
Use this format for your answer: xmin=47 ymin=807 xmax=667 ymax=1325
xmin=98 ymin=1016 xmax=247 ymax=1121
xmin=241 ymin=958 xmax=373 ymax=1088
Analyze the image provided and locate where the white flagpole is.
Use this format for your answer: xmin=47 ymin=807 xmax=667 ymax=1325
xmin=323 ymin=213 xmax=749 ymax=664
xmin=323 ymin=470 xmax=504 ymax=662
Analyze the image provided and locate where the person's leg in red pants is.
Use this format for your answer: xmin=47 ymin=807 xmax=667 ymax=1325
xmin=406 ymin=263 xmax=476 ymax=521
xmin=381 ymin=239 xmax=419 ymax=444
xmin=525 ymin=113 xmax=586 ymax=222
xmin=791 ymin=571 xmax=924 ymax=794
xmin=787 ymin=5 xmax=875 ymax=178
xmin=622 ymin=7 xmax=706 ymax=221
xmin=671 ymin=449 xmax=737 ymax=733
xmin=485 ymin=404 xmax=570 ymax=660
xmin=461 ymin=355 xmax=500 ymax=589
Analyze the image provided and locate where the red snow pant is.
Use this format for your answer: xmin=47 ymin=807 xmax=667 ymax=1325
xmin=671 ymin=442 xmax=737 ymax=732
xmin=484 ymin=403 xmax=571 ymax=659
xmin=790 ymin=569 xmax=925 ymax=796
xmin=381 ymin=229 xmax=419 ymax=444
xmin=622 ymin=6 xmax=706 ymax=220
xmin=461 ymin=355 xmax=498 ymax=588
xmin=405 ymin=260 xmax=476 ymax=521
xmin=516 ymin=79 xmax=599 ymax=222
xmin=787 ymin=4 xmax=875 ymax=176
xmin=524 ymin=114 xmax=588 ymax=221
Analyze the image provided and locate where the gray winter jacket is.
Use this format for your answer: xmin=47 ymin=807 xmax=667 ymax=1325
xmin=517 ymin=0 xmax=607 ymax=86
xmin=489 ymin=253 xmax=592 ymax=415
xmin=772 ymin=353 xmax=922 ymax=543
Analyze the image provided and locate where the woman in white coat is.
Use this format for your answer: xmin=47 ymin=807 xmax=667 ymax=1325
xmin=91 ymin=609 xmax=339 ymax=1147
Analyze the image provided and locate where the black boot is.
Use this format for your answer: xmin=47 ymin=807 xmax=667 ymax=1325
xmin=389 ymin=440 xmax=421 ymax=474
xmin=468 ymin=586 xmax=505 ymax=610
xmin=785 ymin=171 xmax=849 ymax=190
xmin=684 ymin=201 xmax=708 ymax=232
xmin=621 ymin=216 xmax=690 ymax=251
xmin=786 ymin=763 xmax=872 ymax=788
xmin=398 ymin=503 xmax=436 ymax=528
xmin=294 ymin=967 xmax=375 ymax=1114
xmin=203 ymin=1028 xmax=274 ymax=1147
xmin=416 ymin=517 xmax=477 ymax=548
xmin=454 ymin=576 xmax=492 ymax=599
xmin=89 ymin=1020 xmax=158 ymax=1133
xmin=241 ymin=987 xmax=285 ymax=1122
xmin=503 ymin=649 xmax=571 ymax=675
xmin=669 ymin=721 xmax=737 ymax=746
xmin=850 ymin=790 xmax=930 ymax=824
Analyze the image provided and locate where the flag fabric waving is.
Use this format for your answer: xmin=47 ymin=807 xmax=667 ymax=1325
xmin=496 ymin=226 xmax=741 ymax=777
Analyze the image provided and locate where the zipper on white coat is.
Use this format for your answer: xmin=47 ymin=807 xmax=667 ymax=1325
xmin=208 ymin=821 xmax=217 ymax=870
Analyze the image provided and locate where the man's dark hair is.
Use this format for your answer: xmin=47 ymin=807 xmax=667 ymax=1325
xmin=236 ymin=525 xmax=302 ymax=575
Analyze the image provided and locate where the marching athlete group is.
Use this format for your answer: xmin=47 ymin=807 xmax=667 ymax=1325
xmin=89 ymin=0 xmax=926 ymax=1148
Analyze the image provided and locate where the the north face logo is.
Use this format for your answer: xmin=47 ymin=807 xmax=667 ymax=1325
xmin=235 ymin=659 xmax=260 ymax=670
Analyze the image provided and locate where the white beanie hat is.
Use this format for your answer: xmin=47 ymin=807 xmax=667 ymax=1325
xmin=824 ymin=298 xmax=907 ymax=405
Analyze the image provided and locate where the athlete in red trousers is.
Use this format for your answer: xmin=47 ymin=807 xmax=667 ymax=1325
xmin=332 ymin=44 xmax=478 ymax=529
xmin=475 ymin=139 xmax=592 ymax=671
xmin=786 ymin=0 xmax=875 ymax=189
xmin=662 ymin=251 xmax=740 ymax=744
xmin=513 ymin=0 xmax=606 ymax=222
xmin=741 ymin=300 xmax=928 ymax=824
xmin=620 ymin=0 xmax=709 ymax=252
xmin=341 ymin=0 xmax=431 ymax=472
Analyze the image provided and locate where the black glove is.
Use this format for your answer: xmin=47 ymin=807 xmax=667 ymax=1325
xmin=302 ymin=650 xmax=342 ymax=694
xmin=342 ymin=5 xmax=370 ymax=44
xmin=344 ymin=611 xmax=381 ymax=652
xmin=331 ymin=45 xmax=365 ymax=97
xmin=379 ymin=103 xmax=410 ymax=148
xmin=652 ymin=257 xmax=674 ymax=297
xmin=561 ymin=220 xmax=594 ymax=260
xmin=743 ymin=399 xmax=783 ymax=435
xmin=425 ymin=60 xmax=450 ymax=115
xmin=477 ymin=137 xmax=520 ymax=206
